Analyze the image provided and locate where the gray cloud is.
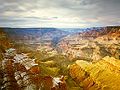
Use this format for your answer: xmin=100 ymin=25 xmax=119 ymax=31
xmin=0 ymin=0 xmax=120 ymax=28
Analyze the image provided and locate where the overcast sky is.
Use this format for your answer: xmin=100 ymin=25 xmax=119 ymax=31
xmin=0 ymin=0 xmax=120 ymax=28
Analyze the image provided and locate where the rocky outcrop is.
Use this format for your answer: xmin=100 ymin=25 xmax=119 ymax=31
xmin=0 ymin=48 xmax=67 ymax=90
xmin=69 ymin=56 xmax=120 ymax=90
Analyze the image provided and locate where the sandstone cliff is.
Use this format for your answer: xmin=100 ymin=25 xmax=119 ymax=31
xmin=69 ymin=56 xmax=120 ymax=90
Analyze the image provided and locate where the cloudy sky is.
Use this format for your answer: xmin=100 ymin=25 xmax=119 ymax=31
xmin=0 ymin=0 xmax=120 ymax=28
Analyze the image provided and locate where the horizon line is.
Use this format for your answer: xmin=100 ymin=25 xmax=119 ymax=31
xmin=0 ymin=25 xmax=120 ymax=29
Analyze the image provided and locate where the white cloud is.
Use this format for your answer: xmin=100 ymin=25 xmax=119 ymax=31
xmin=0 ymin=0 xmax=120 ymax=28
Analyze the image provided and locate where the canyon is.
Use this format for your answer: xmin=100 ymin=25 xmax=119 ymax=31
xmin=0 ymin=26 xmax=120 ymax=90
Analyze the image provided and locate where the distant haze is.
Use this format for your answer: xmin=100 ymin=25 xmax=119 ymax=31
xmin=0 ymin=0 xmax=120 ymax=28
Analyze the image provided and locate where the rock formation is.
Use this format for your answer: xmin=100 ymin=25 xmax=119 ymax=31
xmin=58 ymin=26 xmax=120 ymax=61
xmin=69 ymin=56 xmax=120 ymax=90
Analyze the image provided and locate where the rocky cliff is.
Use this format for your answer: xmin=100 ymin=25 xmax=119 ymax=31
xmin=69 ymin=56 xmax=120 ymax=90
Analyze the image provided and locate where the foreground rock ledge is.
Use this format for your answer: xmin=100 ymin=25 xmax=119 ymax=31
xmin=69 ymin=56 xmax=120 ymax=90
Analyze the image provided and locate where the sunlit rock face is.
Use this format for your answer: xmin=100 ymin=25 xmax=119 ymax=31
xmin=69 ymin=56 xmax=120 ymax=90
xmin=58 ymin=26 xmax=120 ymax=61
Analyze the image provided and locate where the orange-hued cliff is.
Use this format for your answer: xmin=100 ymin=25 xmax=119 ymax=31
xmin=69 ymin=56 xmax=120 ymax=90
